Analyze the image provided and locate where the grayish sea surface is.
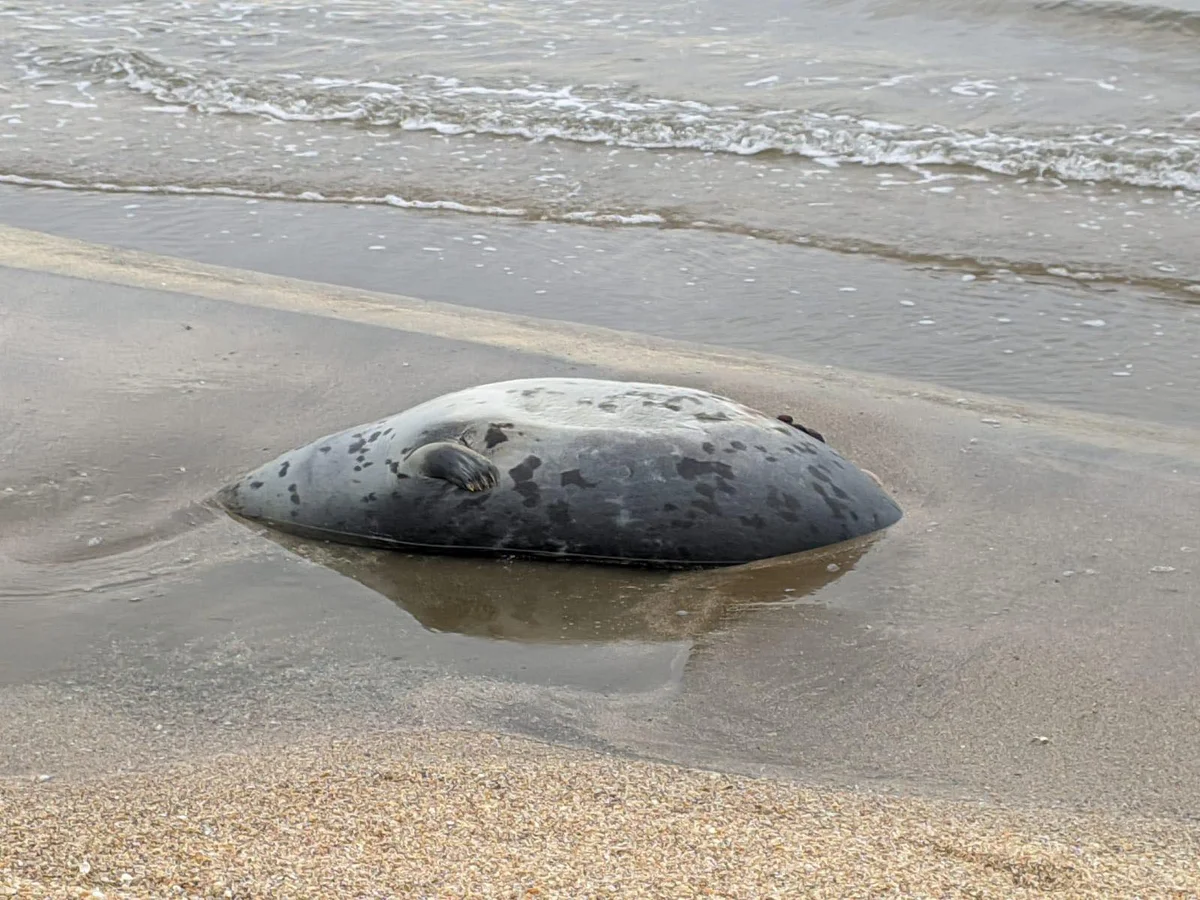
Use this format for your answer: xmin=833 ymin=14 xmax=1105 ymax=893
xmin=1 ymin=0 xmax=1197 ymax=427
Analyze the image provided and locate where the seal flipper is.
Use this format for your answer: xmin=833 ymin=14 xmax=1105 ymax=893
xmin=406 ymin=441 xmax=499 ymax=492
xmin=777 ymin=414 xmax=825 ymax=444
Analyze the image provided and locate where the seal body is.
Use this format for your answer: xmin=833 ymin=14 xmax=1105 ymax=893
xmin=217 ymin=378 xmax=903 ymax=567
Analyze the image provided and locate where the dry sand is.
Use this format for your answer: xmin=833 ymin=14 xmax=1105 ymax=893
xmin=2 ymin=730 xmax=1198 ymax=899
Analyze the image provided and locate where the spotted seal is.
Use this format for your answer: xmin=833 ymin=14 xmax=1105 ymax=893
xmin=216 ymin=377 xmax=903 ymax=567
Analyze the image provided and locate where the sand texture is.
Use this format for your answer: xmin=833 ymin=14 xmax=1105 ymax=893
xmin=2 ymin=730 xmax=1197 ymax=900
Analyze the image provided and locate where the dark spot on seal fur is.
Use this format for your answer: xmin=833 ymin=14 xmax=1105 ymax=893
xmin=691 ymin=498 xmax=719 ymax=516
xmin=560 ymin=469 xmax=597 ymax=489
xmin=767 ymin=487 xmax=802 ymax=512
xmin=808 ymin=465 xmax=849 ymax=498
xmin=361 ymin=492 xmax=377 ymax=504
xmin=547 ymin=499 xmax=571 ymax=528
xmin=695 ymin=483 xmax=715 ymax=500
xmin=509 ymin=455 xmax=542 ymax=482
xmin=514 ymin=483 xmax=541 ymax=507
xmin=361 ymin=461 xmax=373 ymax=469
xmin=354 ymin=465 xmax=362 ymax=472
xmin=694 ymin=411 xmax=730 ymax=422
xmin=347 ymin=439 xmax=367 ymax=454
xmin=766 ymin=486 xmax=801 ymax=522
xmin=249 ymin=480 xmax=264 ymax=490
xmin=319 ymin=446 xmax=331 ymax=453
xmin=278 ymin=460 xmax=290 ymax=478
xmin=369 ymin=430 xmax=382 ymax=442
xmin=598 ymin=401 xmax=618 ymax=412
xmin=740 ymin=514 xmax=768 ymax=530
xmin=484 ymin=423 xmax=512 ymax=449
xmin=455 ymin=495 xmax=492 ymax=512
xmin=807 ymin=464 xmax=848 ymax=498
xmin=702 ymin=442 xmax=715 ymax=454
xmin=288 ymin=484 xmax=300 ymax=505
xmin=731 ymin=441 xmax=746 ymax=451
xmin=676 ymin=458 xmax=735 ymax=481
xmin=812 ymin=482 xmax=851 ymax=520
xmin=356 ymin=455 xmax=366 ymax=463
xmin=508 ymin=455 xmax=543 ymax=508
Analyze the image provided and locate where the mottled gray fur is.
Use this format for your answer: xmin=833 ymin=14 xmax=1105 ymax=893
xmin=217 ymin=377 xmax=903 ymax=567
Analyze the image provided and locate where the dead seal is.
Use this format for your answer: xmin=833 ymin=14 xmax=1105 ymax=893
xmin=216 ymin=377 xmax=903 ymax=567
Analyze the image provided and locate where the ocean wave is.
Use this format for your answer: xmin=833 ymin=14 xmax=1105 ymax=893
xmin=4 ymin=171 xmax=1197 ymax=303
xmin=1036 ymin=0 xmax=1200 ymax=32
xmin=71 ymin=49 xmax=1200 ymax=194
xmin=863 ymin=0 xmax=1200 ymax=42
xmin=1002 ymin=0 xmax=1200 ymax=37
xmin=0 ymin=173 xmax=532 ymax=217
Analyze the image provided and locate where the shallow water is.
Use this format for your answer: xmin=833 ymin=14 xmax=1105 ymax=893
xmin=2 ymin=185 xmax=1198 ymax=428
xmin=2 ymin=0 xmax=1197 ymax=426
xmin=263 ymin=529 xmax=873 ymax=643
xmin=2 ymin=0 xmax=1197 ymax=280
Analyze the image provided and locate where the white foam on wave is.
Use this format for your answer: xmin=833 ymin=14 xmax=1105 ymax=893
xmin=561 ymin=211 xmax=666 ymax=225
xmin=4 ymin=171 xmax=1197 ymax=299
xmin=0 ymin=175 xmax=673 ymax=231
xmin=0 ymin=173 xmax=530 ymax=218
xmin=85 ymin=51 xmax=1200 ymax=194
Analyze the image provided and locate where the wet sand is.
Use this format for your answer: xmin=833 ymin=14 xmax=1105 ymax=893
xmin=2 ymin=226 xmax=1200 ymax=893
xmin=3 ymin=185 xmax=1197 ymax=430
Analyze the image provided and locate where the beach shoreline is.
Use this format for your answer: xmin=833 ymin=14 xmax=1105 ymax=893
xmin=1 ymin=227 xmax=1199 ymax=895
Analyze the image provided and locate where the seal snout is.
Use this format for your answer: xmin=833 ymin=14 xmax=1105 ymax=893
xmin=215 ymin=480 xmax=247 ymax=513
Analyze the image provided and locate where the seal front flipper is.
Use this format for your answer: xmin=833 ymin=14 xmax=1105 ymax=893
xmin=406 ymin=441 xmax=499 ymax=492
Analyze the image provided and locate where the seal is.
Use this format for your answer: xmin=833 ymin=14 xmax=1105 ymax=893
xmin=216 ymin=377 xmax=903 ymax=567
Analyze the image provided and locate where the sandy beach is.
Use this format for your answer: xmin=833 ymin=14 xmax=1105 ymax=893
xmin=3 ymin=0 xmax=1199 ymax=888
xmin=4 ymin=731 xmax=1199 ymax=899
xmin=1 ymin=225 xmax=1199 ymax=896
